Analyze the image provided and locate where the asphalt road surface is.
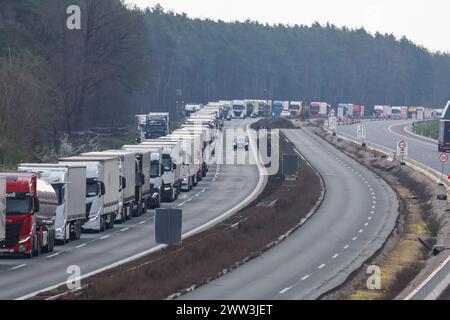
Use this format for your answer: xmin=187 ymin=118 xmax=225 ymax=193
xmin=0 ymin=118 xmax=260 ymax=300
xmin=337 ymin=120 xmax=447 ymax=173
xmin=182 ymin=127 xmax=398 ymax=300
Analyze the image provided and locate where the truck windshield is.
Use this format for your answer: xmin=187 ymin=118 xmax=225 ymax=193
xmin=150 ymin=161 xmax=160 ymax=178
xmin=289 ymin=105 xmax=300 ymax=110
xmin=233 ymin=105 xmax=244 ymax=111
xmin=86 ymin=179 xmax=99 ymax=198
xmin=162 ymin=154 xmax=172 ymax=172
xmin=6 ymin=197 xmax=31 ymax=215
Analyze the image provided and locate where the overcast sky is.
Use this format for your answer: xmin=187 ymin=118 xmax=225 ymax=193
xmin=125 ymin=0 xmax=450 ymax=53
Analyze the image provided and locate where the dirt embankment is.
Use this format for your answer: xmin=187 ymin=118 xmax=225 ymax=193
xmin=313 ymin=127 xmax=447 ymax=300
xmin=35 ymin=119 xmax=322 ymax=300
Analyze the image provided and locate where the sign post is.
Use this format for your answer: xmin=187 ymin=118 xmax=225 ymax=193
xmin=328 ymin=113 xmax=337 ymax=136
xmin=439 ymin=153 xmax=448 ymax=185
xmin=396 ymin=140 xmax=408 ymax=165
xmin=356 ymin=123 xmax=366 ymax=147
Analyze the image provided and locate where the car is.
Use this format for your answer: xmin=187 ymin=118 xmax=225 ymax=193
xmin=250 ymin=113 xmax=258 ymax=118
xmin=280 ymin=110 xmax=291 ymax=118
xmin=226 ymin=114 xmax=232 ymax=121
xmin=233 ymin=135 xmax=249 ymax=151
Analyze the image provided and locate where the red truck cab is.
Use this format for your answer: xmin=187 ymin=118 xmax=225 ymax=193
xmin=0 ymin=173 xmax=56 ymax=258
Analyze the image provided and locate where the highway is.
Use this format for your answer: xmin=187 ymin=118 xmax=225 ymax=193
xmin=0 ymin=118 xmax=261 ymax=300
xmin=182 ymin=127 xmax=398 ymax=300
xmin=337 ymin=120 xmax=448 ymax=173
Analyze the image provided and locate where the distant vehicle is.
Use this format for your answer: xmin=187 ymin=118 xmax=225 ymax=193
xmin=250 ymin=112 xmax=258 ymax=118
xmin=272 ymin=100 xmax=284 ymax=117
xmin=438 ymin=101 xmax=450 ymax=152
xmin=280 ymin=110 xmax=291 ymax=118
xmin=233 ymin=135 xmax=249 ymax=151
xmin=232 ymin=100 xmax=246 ymax=119
xmin=310 ymin=102 xmax=321 ymax=115
xmin=407 ymin=107 xmax=417 ymax=119
xmin=310 ymin=102 xmax=328 ymax=115
xmin=226 ymin=113 xmax=232 ymax=121
xmin=391 ymin=107 xmax=402 ymax=120
xmin=0 ymin=172 xmax=57 ymax=257
xmin=373 ymin=105 xmax=385 ymax=119
xmin=0 ymin=176 xmax=5 ymax=243
xmin=185 ymin=104 xmax=202 ymax=116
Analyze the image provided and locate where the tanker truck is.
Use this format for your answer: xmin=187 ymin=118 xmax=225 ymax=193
xmin=0 ymin=172 xmax=56 ymax=257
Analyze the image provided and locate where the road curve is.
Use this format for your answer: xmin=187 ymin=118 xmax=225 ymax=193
xmin=0 ymin=119 xmax=260 ymax=300
xmin=181 ymin=127 xmax=398 ymax=300
xmin=337 ymin=120 xmax=447 ymax=173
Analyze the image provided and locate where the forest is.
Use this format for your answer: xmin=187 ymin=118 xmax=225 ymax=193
xmin=1 ymin=0 xmax=450 ymax=166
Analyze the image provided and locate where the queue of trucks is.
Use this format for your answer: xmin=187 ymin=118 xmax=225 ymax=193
xmin=0 ymin=103 xmax=225 ymax=258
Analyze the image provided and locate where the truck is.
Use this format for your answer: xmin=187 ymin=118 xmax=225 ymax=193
xmin=407 ymin=106 xmax=417 ymax=119
xmin=0 ymin=176 xmax=5 ymax=243
xmin=185 ymin=104 xmax=202 ymax=116
xmin=139 ymin=140 xmax=182 ymax=202
xmin=338 ymin=104 xmax=348 ymax=118
xmin=401 ymin=106 xmax=408 ymax=120
xmin=391 ymin=107 xmax=402 ymax=120
xmin=59 ymin=156 xmax=120 ymax=232
xmin=438 ymin=101 xmax=450 ymax=152
xmin=0 ymin=172 xmax=56 ymax=257
xmin=231 ymin=100 xmax=247 ymax=119
xmin=17 ymin=164 xmax=87 ymax=244
xmin=271 ymin=101 xmax=284 ymax=117
xmin=373 ymin=105 xmax=385 ymax=119
xmin=121 ymin=146 xmax=161 ymax=209
xmin=352 ymin=105 xmax=365 ymax=118
xmin=81 ymin=151 xmax=137 ymax=223
xmin=310 ymin=102 xmax=327 ymax=116
xmin=289 ymin=101 xmax=303 ymax=118
xmin=136 ymin=112 xmax=170 ymax=142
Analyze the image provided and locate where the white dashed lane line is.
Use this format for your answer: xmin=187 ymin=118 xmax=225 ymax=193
xmin=76 ymin=243 xmax=87 ymax=249
xmin=332 ymin=254 xmax=339 ymax=259
xmin=318 ymin=264 xmax=326 ymax=269
xmin=9 ymin=264 xmax=26 ymax=271
xmin=300 ymin=275 xmax=310 ymax=281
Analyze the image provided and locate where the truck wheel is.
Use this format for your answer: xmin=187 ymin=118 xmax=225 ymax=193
xmin=71 ymin=221 xmax=81 ymax=240
xmin=171 ymin=187 xmax=176 ymax=202
xmin=107 ymin=215 xmax=114 ymax=229
xmin=100 ymin=216 xmax=106 ymax=232
xmin=32 ymin=233 xmax=41 ymax=257
xmin=43 ymin=229 xmax=55 ymax=253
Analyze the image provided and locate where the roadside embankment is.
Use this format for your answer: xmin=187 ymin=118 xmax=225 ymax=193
xmin=313 ymin=126 xmax=448 ymax=300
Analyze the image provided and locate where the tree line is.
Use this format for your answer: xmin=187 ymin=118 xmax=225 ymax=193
xmin=1 ymin=1 xmax=450 ymax=166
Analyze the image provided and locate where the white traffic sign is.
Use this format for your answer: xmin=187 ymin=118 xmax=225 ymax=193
xmin=328 ymin=117 xmax=337 ymax=130
xmin=439 ymin=153 xmax=448 ymax=164
xmin=356 ymin=124 xmax=366 ymax=141
xmin=396 ymin=140 xmax=408 ymax=157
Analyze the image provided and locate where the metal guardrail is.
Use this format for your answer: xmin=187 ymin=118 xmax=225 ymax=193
xmin=323 ymin=125 xmax=450 ymax=300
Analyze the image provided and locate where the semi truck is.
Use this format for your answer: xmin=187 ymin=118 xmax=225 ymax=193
xmin=185 ymin=104 xmax=202 ymax=116
xmin=121 ymin=146 xmax=161 ymax=209
xmin=81 ymin=151 xmax=137 ymax=223
xmin=231 ymin=100 xmax=247 ymax=119
xmin=271 ymin=101 xmax=284 ymax=117
xmin=17 ymin=164 xmax=87 ymax=244
xmin=139 ymin=140 xmax=182 ymax=202
xmin=373 ymin=105 xmax=385 ymax=119
xmin=438 ymin=101 xmax=450 ymax=152
xmin=391 ymin=107 xmax=402 ymax=120
xmin=59 ymin=156 xmax=120 ymax=232
xmin=0 ymin=176 xmax=5 ymax=243
xmin=136 ymin=112 xmax=170 ymax=142
xmin=0 ymin=172 xmax=56 ymax=257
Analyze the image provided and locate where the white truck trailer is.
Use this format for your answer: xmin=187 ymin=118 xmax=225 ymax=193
xmin=17 ymin=164 xmax=87 ymax=243
xmin=0 ymin=176 xmax=5 ymax=243
xmin=59 ymin=156 xmax=120 ymax=232
xmin=81 ymin=151 xmax=137 ymax=223
xmin=121 ymin=146 xmax=160 ymax=210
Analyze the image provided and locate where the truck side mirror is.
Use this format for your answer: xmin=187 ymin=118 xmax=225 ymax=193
xmin=160 ymin=164 xmax=165 ymax=174
xmin=32 ymin=197 xmax=40 ymax=212
xmin=172 ymin=163 xmax=177 ymax=170
xmin=121 ymin=176 xmax=127 ymax=189
xmin=99 ymin=182 xmax=106 ymax=196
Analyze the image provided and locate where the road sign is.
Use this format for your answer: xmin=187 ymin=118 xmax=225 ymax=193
xmin=282 ymin=154 xmax=300 ymax=181
xmin=439 ymin=153 xmax=448 ymax=164
xmin=396 ymin=140 xmax=408 ymax=164
xmin=356 ymin=124 xmax=366 ymax=141
xmin=328 ymin=117 xmax=337 ymax=130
